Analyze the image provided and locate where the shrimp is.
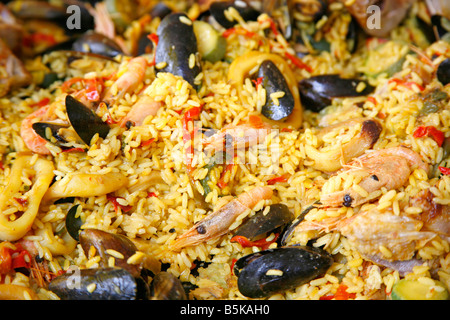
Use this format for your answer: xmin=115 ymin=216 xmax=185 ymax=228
xmin=20 ymin=103 xmax=60 ymax=155
xmin=202 ymin=115 xmax=272 ymax=153
xmin=320 ymin=146 xmax=429 ymax=207
xmin=102 ymin=56 xmax=147 ymax=106
xmin=119 ymin=96 xmax=163 ymax=127
xmin=170 ymin=186 xmax=273 ymax=251
xmin=295 ymin=208 xmax=437 ymax=262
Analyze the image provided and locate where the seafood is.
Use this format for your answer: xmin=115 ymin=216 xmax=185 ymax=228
xmin=233 ymin=245 xmax=333 ymax=298
xmin=170 ymin=186 xmax=273 ymax=250
xmin=48 ymin=267 xmax=150 ymax=300
xmin=209 ymin=0 xmax=260 ymax=29
xmin=102 ymin=56 xmax=148 ymax=105
xmin=154 ymin=13 xmax=201 ymax=88
xmin=305 ymin=118 xmax=382 ymax=172
xmin=20 ymin=103 xmax=58 ymax=155
xmin=298 ymin=75 xmax=375 ymax=112
xmin=149 ymin=271 xmax=187 ymax=300
xmin=233 ymin=203 xmax=294 ymax=241
xmin=202 ymin=115 xmax=272 ymax=153
xmin=119 ymin=96 xmax=163 ymax=128
xmin=257 ymin=60 xmax=295 ymax=121
xmin=71 ymin=31 xmax=124 ymax=58
xmin=320 ymin=146 xmax=429 ymax=207
xmin=65 ymin=95 xmax=110 ymax=145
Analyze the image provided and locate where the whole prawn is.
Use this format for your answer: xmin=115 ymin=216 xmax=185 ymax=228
xmin=170 ymin=186 xmax=273 ymax=251
xmin=320 ymin=146 xmax=429 ymax=207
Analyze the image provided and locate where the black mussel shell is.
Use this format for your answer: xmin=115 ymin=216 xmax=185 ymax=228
xmin=66 ymin=204 xmax=83 ymax=241
xmin=155 ymin=13 xmax=201 ymax=88
xmin=79 ymin=229 xmax=141 ymax=277
xmin=49 ymin=267 xmax=149 ymax=300
xmin=65 ymin=95 xmax=110 ymax=145
xmin=235 ymin=204 xmax=294 ymax=240
xmin=209 ymin=0 xmax=260 ymax=29
xmin=150 ymin=272 xmax=187 ymax=300
xmin=72 ymin=31 xmax=124 ymax=58
xmin=234 ymin=245 xmax=333 ymax=298
xmin=136 ymin=32 xmax=153 ymax=56
xmin=258 ymin=60 xmax=295 ymax=121
xmin=32 ymin=122 xmax=69 ymax=144
xmin=298 ymin=74 xmax=374 ymax=112
xmin=437 ymin=58 xmax=450 ymax=86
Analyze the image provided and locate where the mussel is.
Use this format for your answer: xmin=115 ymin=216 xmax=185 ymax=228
xmin=31 ymin=122 xmax=70 ymax=145
xmin=71 ymin=31 xmax=124 ymax=58
xmin=209 ymin=0 xmax=260 ymax=29
xmin=65 ymin=204 xmax=83 ymax=241
xmin=234 ymin=204 xmax=294 ymax=241
xmin=79 ymin=229 xmax=142 ymax=277
xmin=437 ymin=58 xmax=450 ymax=86
xmin=149 ymin=271 xmax=187 ymax=300
xmin=154 ymin=13 xmax=201 ymax=88
xmin=298 ymin=74 xmax=375 ymax=112
xmin=48 ymin=267 xmax=150 ymax=300
xmin=233 ymin=245 xmax=333 ymax=298
xmin=65 ymin=95 xmax=110 ymax=145
xmin=257 ymin=60 xmax=295 ymax=121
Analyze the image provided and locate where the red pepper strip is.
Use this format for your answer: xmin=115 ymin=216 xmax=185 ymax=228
xmin=147 ymin=33 xmax=159 ymax=66
xmin=182 ymin=106 xmax=202 ymax=174
xmin=0 ymin=244 xmax=32 ymax=274
xmin=366 ymin=96 xmax=377 ymax=105
xmin=106 ymin=194 xmax=133 ymax=213
xmin=0 ymin=161 xmax=3 ymax=170
xmin=320 ymin=284 xmax=356 ymax=300
xmin=140 ymin=138 xmax=156 ymax=147
xmin=61 ymin=147 xmax=86 ymax=153
xmin=439 ymin=167 xmax=450 ymax=175
xmin=147 ymin=192 xmax=158 ymax=197
xmin=267 ymin=174 xmax=290 ymax=185
xmin=11 ymin=250 xmax=32 ymax=270
xmin=284 ymin=52 xmax=312 ymax=73
xmin=222 ymin=27 xmax=257 ymax=38
xmin=251 ymin=76 xmax=263 ymax=89
xmin=413 ymin=126 xmax=445 ymax=147
xmin=230 ymin=258 xmax=237 ymax=273
xmin=217 ymin=163 xmax=235 ymax=189
xmin=230 ymin=233 xmax=279 ymax=250
xmin=30 ymin=97 xmax=50 ymax=108
xmin=388 ymin=78 xmax=424 ymax=91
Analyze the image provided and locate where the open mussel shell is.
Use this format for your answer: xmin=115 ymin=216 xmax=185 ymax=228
xmin=72 ymin=31 xmax=124 ymax=58
xmin=66 ymin=204 xmax=83 ymax=241
xmin=150 ymin=271 xmax=187 ymax=300
xmin=31 ymin=122 xmax=69 ymax=144
xmin=209 ymin=0 xmax=260 ymax=29
xmin=298 ymin=74 xmax=375 ymax=112
xmin=65 ymin=95 xmax=110 ymax=145
xmin=234 ymin=204 xmax=294 ymax=240
xmin=258 ymin=60 xmax=295 ymax=121
xmin=79 ymin=229 xmax=142 ymax=277
xmin=154 ymin=13 xmax=201 ymax=88
xmin=233 ymin=245 xmax=333 ymax=298
xmin=49 ymin=267 xmax=150 ymax=300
